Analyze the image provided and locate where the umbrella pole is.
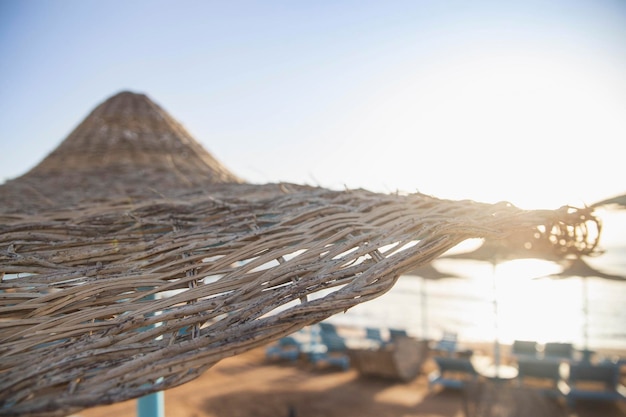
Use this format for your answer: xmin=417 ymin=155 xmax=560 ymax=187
xmin=582 ymin=276 xmax=589 ymax=353
xmin=421 ymin=277 xmax=428 ymax=340
xmin=137 ymin=292 xmax=165 ymax=417
xmin=137 ymin=393 xmax=164 ymax=417
xmin=492 ymin=262 xmax=500 ymax=370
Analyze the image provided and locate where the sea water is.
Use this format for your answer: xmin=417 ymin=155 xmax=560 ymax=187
xmin=326 ymin=209 xmax=626 ymax=352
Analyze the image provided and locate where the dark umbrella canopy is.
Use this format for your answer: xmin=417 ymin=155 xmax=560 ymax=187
xmin=404 ymin=262 xmax=460 ymax=280
xmin=591 ymin=193 xmax=626 ymax=210
xmin=441 ymin=229 xmax=577 ymax=265
xmin=544 ymin=257 xmax=626 ymax=282
xmin=438 ymin=230 xmax=579 ymax=369
xmin=403 ymin=262 xmax=461 ymax=339
xmin=537 ymin=257 xmax=626 ymax=352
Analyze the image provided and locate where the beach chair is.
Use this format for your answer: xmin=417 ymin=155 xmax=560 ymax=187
xmin=511 ymin=340 xmax=539 ymax=360
xmin=515 ymin=357 xmax=566 ymax=397
xmin=265 ymin=336 xmax=302 ymax=362
xmin=306 ymin=323 xmax=350 ymax=370
xmin=319 ymin=322 xmax=340 ymax=335
xmin=543 ymin=342 xmax=574 ymax=361
xmin=320 ymin=330 xmax=348 ymax=352
xmin=432 ymin=331 xmax=473 ymax=358
xmin=558 ymin=361 xmax=626 ymax=407
xmin=428 ymin=356 xmax=479 ymax=390
xmin=365 ymin=327 xmax=385 ymax=344
xmin=389 ymin=328 xmax=408 ymax=340
xmin=434 ymin=331 xmax=459 ymax=353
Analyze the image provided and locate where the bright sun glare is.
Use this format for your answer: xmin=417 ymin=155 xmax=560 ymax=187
xmin=315 ymin=45 xmax=624 ymax=211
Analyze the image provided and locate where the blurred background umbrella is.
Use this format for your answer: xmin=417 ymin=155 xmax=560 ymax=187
xmin=535 ymin=256 xmax=626 ymax=358
xmin=440 ymin=231 xmax=573 ymax=369
xmin=404 ymin=262 xmax=461 ymax=340
xmin=442 ymin=231 xmax=566 ymax=265
xmin=591 ymin=193 xmax=626 ymax=210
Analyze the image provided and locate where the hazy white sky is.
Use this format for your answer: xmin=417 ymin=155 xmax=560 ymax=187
xmin=1 ymin=0 xmax=625 ymax=210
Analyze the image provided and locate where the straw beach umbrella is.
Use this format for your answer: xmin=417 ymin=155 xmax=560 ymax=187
xmin=404 ymin=262 xmax=461 ymax=340
xmin=0 ymin=91 xmax=242 ymax=212
xmin=0 ymin=91 xmax=601 ymax=417
xmin=591 ymin=193 xmax=626 ymax=210
xmin=438 ymin=227 xmax=594 ymax=369
xmin=1 ymin=91 xmax=243 ymax=417
xmin=536 ymin=257 xmax=626 ymax=357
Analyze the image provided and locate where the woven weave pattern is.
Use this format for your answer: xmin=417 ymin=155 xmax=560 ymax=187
xmin=0 ymin=184 xmax=599 ymax=416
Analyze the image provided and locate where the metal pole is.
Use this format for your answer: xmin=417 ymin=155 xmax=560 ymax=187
xmin=582 ymin=276 xmax=589 ymax=352
xmin=421 ymin=277 xmax=428 ymax=340
xmin=137 ymin=392 xmax=164 ymax=417
xmin=137 ymin=292 xmax=164 ymax=417
xmin=492 ymin=262 xmax=500 ymax=370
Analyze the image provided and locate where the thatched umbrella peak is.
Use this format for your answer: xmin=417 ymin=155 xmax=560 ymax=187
xmin=1 ymin=90 xmax=242 ymax=211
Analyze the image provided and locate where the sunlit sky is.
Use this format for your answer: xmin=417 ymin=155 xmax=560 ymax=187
xmin=1 ymin=0 xmax=625 ymax=210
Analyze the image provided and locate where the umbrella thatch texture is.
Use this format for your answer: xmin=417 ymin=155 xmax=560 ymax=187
xmin=0 ymin=91 xmax=241 ymax=213
xmin=0 ymin=91 xmax=602 ymax=416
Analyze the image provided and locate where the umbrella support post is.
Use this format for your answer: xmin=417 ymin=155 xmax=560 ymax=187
xmin=492 ymin=262 xmax=501 ymax=370
xmin=421 ymin=278 xmax=428 ymax=340
xmin=137 ymin=291 xmax=165 ymax=417
xmin=137 ymin=392 xmax=164 ymax=417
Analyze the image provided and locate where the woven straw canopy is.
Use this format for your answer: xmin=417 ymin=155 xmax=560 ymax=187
xmin=0 ymin=91 xmax=241 ymax=213
xmin=0 ymin=91 xmax=600 ymax=416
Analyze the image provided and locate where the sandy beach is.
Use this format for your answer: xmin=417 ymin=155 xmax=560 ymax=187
xmin=77 ymin=341 xmax=626 ymax=417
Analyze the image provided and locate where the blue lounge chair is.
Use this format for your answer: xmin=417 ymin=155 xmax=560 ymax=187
xmin=558 ymin=361 xmax=626 ymax=407
xmin=365 ymin=327 xmax=385 ymax=344
xmin=265 ymin=336 xmax=302 ymax=362
xmin=428 ymin=356 xmax=479 ymax=390
xmin=516 ymin=357 xmax=565 ymax=397
xmin=319 ymin=322 xmax=340 ymax=335
xmin=543 ymin=342 xmax=574 ymax=361
xmin=389 ymin=328 xmax=408 ymax=340
xmin=306 ymin=323 xmax=350 ymax=370
xmin=432 ymin=331 xmax=473 ymax=358
xmin=511 ymin=340 xmax=539 ymax=360
xmin=320 ymin=330 xmax=348 ymax=352
xmin=434 ymin=331 xmax=459 ymax=353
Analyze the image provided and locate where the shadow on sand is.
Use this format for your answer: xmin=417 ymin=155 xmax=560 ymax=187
xmin=203 ymin=360 xmax=626 ymax=417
